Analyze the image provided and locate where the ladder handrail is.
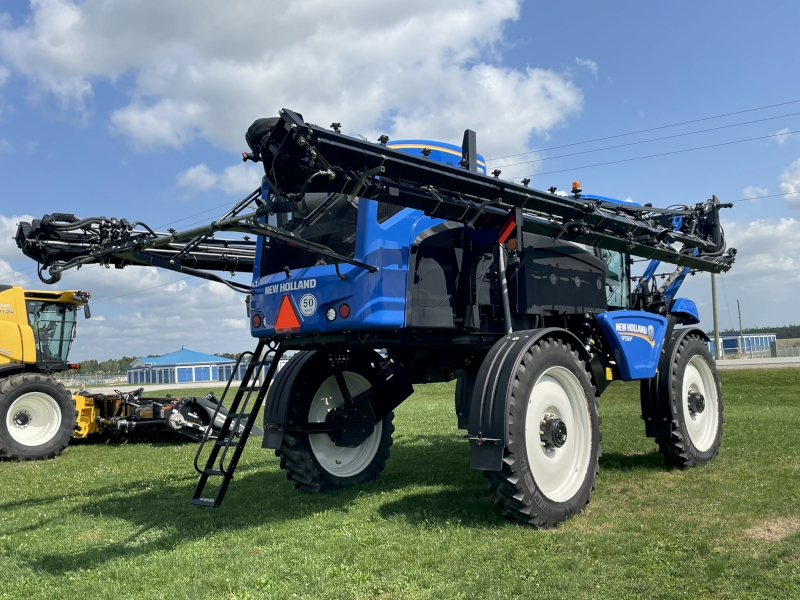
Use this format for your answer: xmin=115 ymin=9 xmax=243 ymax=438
xmin=192 ymin=341 xmax=263 ymax=474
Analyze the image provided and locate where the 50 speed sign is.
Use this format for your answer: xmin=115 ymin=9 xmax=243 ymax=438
xmin=299 ymin=294 xmax=317 ymax=317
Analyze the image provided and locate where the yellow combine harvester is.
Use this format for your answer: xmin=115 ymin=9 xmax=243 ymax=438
xmin=1 ymin=285 xmax=255 ymax=460
xmin=0 ymin=285 xmax=89 ymax=460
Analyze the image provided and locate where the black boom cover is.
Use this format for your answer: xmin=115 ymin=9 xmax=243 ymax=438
xmin=245 ymin=117 xmax=280 ymax=154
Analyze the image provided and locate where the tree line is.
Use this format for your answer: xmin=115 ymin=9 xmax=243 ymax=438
xmin=71 ymin=352 xmax=244 ymax=374
xmin=718 ymin=324 xmax=800 ymax=339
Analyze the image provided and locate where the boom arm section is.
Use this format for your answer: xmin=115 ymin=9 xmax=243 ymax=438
xmin=16 ymin=190 xmax=377 ymax=290
xmin=252 ymin=109 xmax=736 ymax=273
xmin=16 ymin=109 xmax=735 ymax=290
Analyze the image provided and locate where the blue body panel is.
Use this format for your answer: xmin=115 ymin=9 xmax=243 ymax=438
xmin=669 ymin=297 xmax=700 ymax=325
xmin=249 ymin=140 xmax=480 ymax=338
xmin=582 ymin=194 xmax=641 ymax=207
xmin=250 ymin=200 xmax=433 ymax=337
xmin=386 ymin=140 xmax=487 ymax=175
xmin=596 ymin=310 xmax=669 ymax=380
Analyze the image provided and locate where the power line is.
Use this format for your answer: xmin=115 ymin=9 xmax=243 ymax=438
xmin=493 ymin=111 xmax=800 ymax=168
xmin=153 ymin=200 xmax=238 ymax=230
xmin=732 ymin=192 xmax=798 ymax=203
xmin=487 ymin=98 xmax=800 ymax=161
xmin=510 ymin=129 xmax=797 ymax=180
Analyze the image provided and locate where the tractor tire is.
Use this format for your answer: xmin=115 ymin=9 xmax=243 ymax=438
xmin=486 ymin=337 xmax=601 ymax=528
xmin=0 ymin=373 xmax=76 ymax=461
xmin=657 ymin=334 xmax=723 ymax=467
xmin=276 ymin=351 xmax=394 ymax=493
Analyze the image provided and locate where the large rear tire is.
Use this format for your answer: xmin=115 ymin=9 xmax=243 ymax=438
xmin=0 ymin=373 xmax=75 ymax=460
xmin=276 ymin=351 xmax=394 ymax=492
xmin=657 ymin=334 xmax=723 ymax=467
xmin=486 ymin=337 xmax=601 ymax=528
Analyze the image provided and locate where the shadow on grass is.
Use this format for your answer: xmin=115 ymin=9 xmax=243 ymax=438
xmin=600 ymin=450 xmax=672 ymax=472
xmin=68 ymin=434 xmax=198 ymax=448
xmin=2 ymin=434 xmax=680 ymax=574
xmin=0 ymin=434 xmax=503 ymax=575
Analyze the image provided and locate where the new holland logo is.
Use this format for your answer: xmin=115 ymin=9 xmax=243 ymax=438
xmin=263 ymin=278 xmax=317 ymax=295
xmin=615 ymin=322 xmax=656 ymax=347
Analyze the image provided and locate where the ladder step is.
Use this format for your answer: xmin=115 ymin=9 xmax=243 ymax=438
xmin=201 ymin=468 xmax=226 ymax=477
xmin=238 ymin=387 xmax=261 ymax=393
xmin=227 ymin=413 xmax=250 ymax=420
xmin=191 ymin=498 xmax=217 ymax=508
xmin=215 ymin=439 xmax=240 ymax=448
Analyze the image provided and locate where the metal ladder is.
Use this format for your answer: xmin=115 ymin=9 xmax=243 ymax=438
xmin=191 ymin=339 xmax=284 ymax=508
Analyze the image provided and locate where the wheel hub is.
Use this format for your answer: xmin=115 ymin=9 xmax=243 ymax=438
xmin=540 ymin=413 xmax=568 ymax=449
xmin=687 ymin=390 xmax=705 ymax=415
xmin=12 ymin=410 xmax=31 ymax=429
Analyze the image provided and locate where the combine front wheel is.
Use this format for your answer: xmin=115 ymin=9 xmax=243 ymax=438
xmin=0 ymin=373 xmax=75 ymax=460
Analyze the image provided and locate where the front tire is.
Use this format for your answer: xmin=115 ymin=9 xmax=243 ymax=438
xmin=487 ymin=337 xmax=601 ymax=528
xmin=276 ymin=351 xmax=394 ymax=493
xmin=657 ymin=335 xmax=723 ymax=467
xmin=0 ymin=373 xmax=75 ymax=460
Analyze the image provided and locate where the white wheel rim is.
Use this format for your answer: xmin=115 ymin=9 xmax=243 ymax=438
xmin=681 ymin=356 xmax=719 ymax=452
xmin=6 ymin=392 xmax=62 ymax=447
xmin=308 ymin=372 xmax=382 ymax=477
xmin=524 ymin=366 xmax=592 ymax=503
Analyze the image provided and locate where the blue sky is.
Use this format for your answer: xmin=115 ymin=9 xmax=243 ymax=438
xmin=1 ymin=0 xmax=798 ymax=360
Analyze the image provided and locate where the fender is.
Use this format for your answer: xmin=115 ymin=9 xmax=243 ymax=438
xmin=640 ymin=327 xmax=710 ymax=438
xmin=262 ymin=350 xmax=318 ymax=449
xmin=468 ymin=327 xmax=591 ymax=471
xmin=454 ymin=369 xmax=477 ymax=430
xmin=261 ymin=349 xmax=414 ymax=450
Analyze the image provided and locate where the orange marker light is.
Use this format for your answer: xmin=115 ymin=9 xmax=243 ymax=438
xmin=572 ymin=181 xmax=581 ymax=190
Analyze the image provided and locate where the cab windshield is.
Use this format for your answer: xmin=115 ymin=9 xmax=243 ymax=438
xmin=25 ymin=301 xmax=78 ymax=363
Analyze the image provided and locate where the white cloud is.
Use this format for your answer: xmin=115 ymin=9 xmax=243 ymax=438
xmin=742 ymin=185 xmax=768 ymax=200
xmin=0 ymin=258 xmax=29 ymax=287
xmin=679 ymin=217 xmax=800 ymax=328
xmin=219 ymin=163 xmax=262 ymax=194
xmin=109 ymin=99 xmax=207 ymax=152
xmin=176 ymin=161 xmax=261 ymax=195
xmin=0 ymin=63 xmax=9 ymax=110
xmin=52 ymin=264 xmax=253 ymax=361
xmin=0 ymin=0 xmax=583 ymax=161
xmin=772 ymin=127 xmax=791 ymax=144
xmin=779 ymin=157 xmax=800 ymax=209
xmin=0 ymin=137 xmax=13 ymax=153
xmin=0 ymin=213 xmax=34 ymax=260
xmin=176 ymin=163 xmax=218 ymax=193
xmin=575 ymin=57 xmax=598 ymax=79
xmin=221 ymin=318 xmax=247 ymax=330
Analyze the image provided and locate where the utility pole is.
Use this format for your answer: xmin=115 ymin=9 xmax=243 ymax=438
xmin=711 ymin=274 xmax=722 ymax=360
xmin=737 ymin=299 xmax=744 ymax=358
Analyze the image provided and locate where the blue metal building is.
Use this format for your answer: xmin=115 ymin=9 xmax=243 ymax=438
xmin=708 ymin=333 xmax=777 ymax=359
xmin=127 ymin=346 xmax=248 ymax=385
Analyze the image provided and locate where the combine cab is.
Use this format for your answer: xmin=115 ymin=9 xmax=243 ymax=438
xmin=15 ymin=110 xmax=736 ymax=526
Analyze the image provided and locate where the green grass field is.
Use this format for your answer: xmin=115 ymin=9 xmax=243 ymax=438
xmin=1 ymin=370 xmax=798 ymax=599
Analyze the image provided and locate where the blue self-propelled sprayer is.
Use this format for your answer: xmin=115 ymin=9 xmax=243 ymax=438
xmin=16 ymin=109 xmax=736 ymax=527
